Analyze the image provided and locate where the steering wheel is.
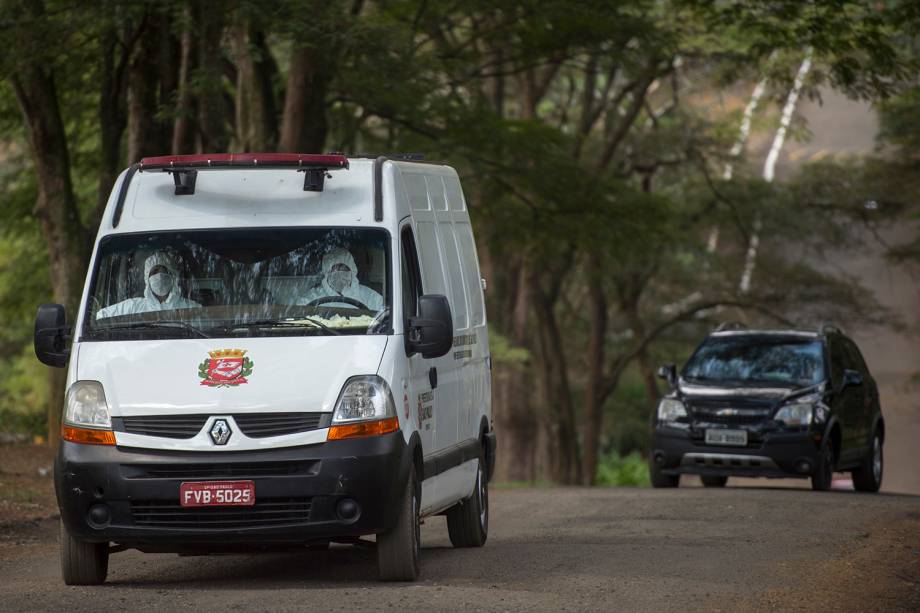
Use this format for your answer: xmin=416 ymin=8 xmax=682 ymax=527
xmin=304 ymin=296 xmax=371 ymax=310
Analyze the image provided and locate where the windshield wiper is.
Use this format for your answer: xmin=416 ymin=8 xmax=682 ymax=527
xmin=96 ymin=321 xmax=211 ymax=338
xmin=222 ymin=318 xmax=341 ymax=336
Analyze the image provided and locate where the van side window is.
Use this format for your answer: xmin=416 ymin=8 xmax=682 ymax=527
xmin=401 ymin=227 xmax=423 ymax=317
xmin=437 ymin=222 xmax=469 ymax=330
xmin=843 ymin=338 xmax=869 ymax=374
xmin=828 ymin=336 xmax=846 ymax=387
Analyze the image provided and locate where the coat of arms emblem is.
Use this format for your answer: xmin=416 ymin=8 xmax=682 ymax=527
xmin=198 ymin=349 xmax=253 ymax=387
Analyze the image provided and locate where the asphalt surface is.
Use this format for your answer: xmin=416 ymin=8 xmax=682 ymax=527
xmin=1 ymin=486 xmax=919 ymax=612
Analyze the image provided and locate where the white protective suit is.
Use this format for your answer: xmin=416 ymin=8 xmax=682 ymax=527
xmin=298 ymin=247 xmax=384 ymax=311
xmin=96 ymin=251 xmax=201 ymax=319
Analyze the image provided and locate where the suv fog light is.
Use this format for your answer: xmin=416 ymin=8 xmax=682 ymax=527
xmin=795 ymin=459 xmax=813 ymax=474
xmin=336 ymin=498 xmax=361 ymax=523
xmin=87 ymin=503 xmax=112 ymax=528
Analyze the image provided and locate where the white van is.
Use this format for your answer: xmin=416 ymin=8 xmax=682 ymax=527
xmin=34 ymin=153 xmax=495 ymax=584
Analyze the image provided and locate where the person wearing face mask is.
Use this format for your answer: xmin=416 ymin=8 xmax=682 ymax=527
xmin=298 ymin=247 xmax=384 ymax=311
xmin=96 ymin=251 xmax=201 ymax=319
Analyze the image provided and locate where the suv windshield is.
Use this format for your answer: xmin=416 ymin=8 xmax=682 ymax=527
xmin=682 ymin=336 xmax=825 ymax=387
xmin=83 ymin=227 xmax=390 ymax=340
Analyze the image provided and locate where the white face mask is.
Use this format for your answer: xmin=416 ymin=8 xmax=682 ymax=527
xmin=328 ymin=270 xmax=353 ymax=293
xmin=149 ymin=272 xmax=173 ymax=297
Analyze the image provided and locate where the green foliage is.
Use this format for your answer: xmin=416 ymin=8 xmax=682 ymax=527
xmin=489 ymin=328 xmax=531 ymax=366
xmin=595 ymin=450 xmax=651 ymax=487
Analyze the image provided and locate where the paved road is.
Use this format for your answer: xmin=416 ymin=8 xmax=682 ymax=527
xmin=2 ymin=487 xmax=918 ymax=612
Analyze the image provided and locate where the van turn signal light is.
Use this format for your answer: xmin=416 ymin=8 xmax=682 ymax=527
xmin=327 ymin=417 xmax=399 ymax=441
xmin=62 ymin=425 xmax=116 ymax=446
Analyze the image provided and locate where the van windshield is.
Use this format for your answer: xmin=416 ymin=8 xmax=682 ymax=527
xmin=82 ymin=227 xmax=390 ymax=340
xmin=682 ymin=337 xmax=826 ymax=387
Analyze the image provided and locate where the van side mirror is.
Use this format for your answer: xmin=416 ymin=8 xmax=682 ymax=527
xmin=843 ymin=369 xmax=863 ymax=388
xmin=407 ymin=295 xmax=453 ymax=359
xmin=34 ymin=303 xmax=71 ymax=368
xmin=657 ymin=363 xmax=677 ymax=389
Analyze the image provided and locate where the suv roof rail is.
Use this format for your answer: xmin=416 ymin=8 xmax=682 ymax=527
xmin=819 ymin=323 xmax=843 ymax=335
xmin=714 ymin=321 xmax=747 ymax=332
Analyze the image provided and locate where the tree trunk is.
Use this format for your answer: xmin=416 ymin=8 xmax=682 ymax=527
xmin=581 ymin=254 xmax=607 ymax=484
xmin=10 ymin=68 xmax=88 ymax=452
xmin=278 ymin=46 xmax=331 ymax=152
xmin=195 ymin=4 xmax=229 ymax=152
xmin=232 ymin=22 xmax=278 ymax=151
xmin=93 ymin=24 xmax=130 ymax=231
xmin=171 ymin=3 xmax=197 ymax=154
xmin=128 ymin=16 xmax=170 ymax=163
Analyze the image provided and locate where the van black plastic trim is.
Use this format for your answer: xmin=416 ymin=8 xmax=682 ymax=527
xmin=373 ymin=156 xmax=386 ymax=222
xmin=111 ymin=164 xmax=139 ymax=228
xmin=422 ymin=438 xmax=480 ymax=480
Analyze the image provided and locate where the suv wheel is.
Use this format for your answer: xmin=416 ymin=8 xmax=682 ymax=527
xmin=649 ymin=457 xmax=680 ymax=488
xmin=377 ymin=464 xmax=420 ymax=581
xmin=60 ymin=521 xmax=108 ymax=585
xmin=852 ymin=430 xmax=883 ymax=493
xmin=701 ymin=475 xmax=728 ymax=488
xmin=446 ymin=448 xmax=489 ymax=548
xmin=811 ymin=440 xmax=835 ymax=491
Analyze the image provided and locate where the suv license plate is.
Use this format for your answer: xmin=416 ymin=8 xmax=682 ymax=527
xmin=180 ymin=480 xmax=255 ymax=507
xmin=705 ymin=429 xmax=747 ymax=446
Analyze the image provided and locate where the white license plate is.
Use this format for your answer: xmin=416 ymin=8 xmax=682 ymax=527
xmin=705 ymin=429 xmax=747 ymax=446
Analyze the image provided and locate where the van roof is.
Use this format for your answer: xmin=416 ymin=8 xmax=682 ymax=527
xmin=102 ymin=156 xmax=460 ymax=235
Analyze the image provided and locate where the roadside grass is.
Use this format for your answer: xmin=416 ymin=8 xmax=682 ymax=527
xmin=596 ymin=451 xmax=651 ymax=487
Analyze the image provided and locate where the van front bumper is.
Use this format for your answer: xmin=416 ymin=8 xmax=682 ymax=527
xmin=54 ymin=432 xmax=411 ymax=549
xmin=651 ymin=425 xmax=823 ymax=479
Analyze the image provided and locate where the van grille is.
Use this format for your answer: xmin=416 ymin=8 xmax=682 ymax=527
xmin=121 ymin=460 xmax=320 ymax=480
xmin=130 ymin=497 xmax=312 ymax=528
xmin=234 ymin=413 xmax=328 ymax=438
xmin=116 ymin=412 xmax=329 ymax=440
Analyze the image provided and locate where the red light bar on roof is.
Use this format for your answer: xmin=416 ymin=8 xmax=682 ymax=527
xmin=138 ymin=153 xmax=349 ymax=170
xmin=136 ymin=153 xmax=349 ymax=195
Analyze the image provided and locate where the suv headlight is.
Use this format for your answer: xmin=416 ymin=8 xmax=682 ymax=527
xmin=64 ymin=381 xmax=111 ymax=428
xmin=328 ymin=376 xmax=399 ymax=440
xmin=774 ymin=403 xmax=813 ymax=427
xmin=657 ymin=398 xmax=687 ymax=422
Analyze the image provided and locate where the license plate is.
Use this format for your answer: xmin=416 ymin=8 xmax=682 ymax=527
xmin=705 ymin=429 xmax=747 ymax=446
xmin=180 ymin=480 xmax=255 ymax=507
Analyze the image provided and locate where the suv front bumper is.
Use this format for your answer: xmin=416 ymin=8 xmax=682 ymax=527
xmin=54 ymin=432 xmax=411 ymax=550
xmin=652 ymin=425 xmax=822 ymax=479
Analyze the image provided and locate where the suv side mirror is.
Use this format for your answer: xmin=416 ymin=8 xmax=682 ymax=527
xmin=407 ymin=294 xmax=453 ymax=359
xmin=34 ymin=303 xmax=71 ymax=368
xmin=843 ymin=369 xmax=863 ymax=388
xmin=657 ymin=363 xmax=677 ymax=389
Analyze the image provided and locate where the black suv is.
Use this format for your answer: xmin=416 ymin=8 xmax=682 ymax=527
xmin=649 ymin=325 xmax=884 ymax=492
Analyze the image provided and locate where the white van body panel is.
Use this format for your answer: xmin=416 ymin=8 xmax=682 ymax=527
xmin=65 ymin=156 xmax=490 ymax=525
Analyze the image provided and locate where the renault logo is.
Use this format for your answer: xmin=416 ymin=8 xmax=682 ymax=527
xmin=209 ymin=419 xmax=232 ymax=445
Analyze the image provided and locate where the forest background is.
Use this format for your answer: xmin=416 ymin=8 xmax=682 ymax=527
xmin=1 ymin=0 xmax=918 ymax=485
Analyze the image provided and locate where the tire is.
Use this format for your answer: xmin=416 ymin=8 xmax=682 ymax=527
xmin=60 ymin=521 xmax=108 ymax=585
xmin=852 ymin=430 xmax=883 ymax=493
xmin=377 ymin=464 xmax=420 ymax=581
xmin=446 ymin=450 xmax=488 ymax=548
xmin=701 ymin=475 xmax=728 ymax=488
xmin=811 ymin=440 xmax=835 ymax=491
xmin=649 ymin=458 xmax=680 ymax=488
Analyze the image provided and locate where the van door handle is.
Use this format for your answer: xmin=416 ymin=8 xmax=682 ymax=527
xmin=429 ymin=367 xmax=438 ymax=389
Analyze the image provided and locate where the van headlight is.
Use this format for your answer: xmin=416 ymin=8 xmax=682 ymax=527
xmin=328 ymin=376 xmax=399 ymax=440
xmin=657 ymin=398 xmax=687 ymax=422
xmin=64 ymin=381 xmax=111 ymax=428
xmin=774 ymin=403 xmax=813 ymax=427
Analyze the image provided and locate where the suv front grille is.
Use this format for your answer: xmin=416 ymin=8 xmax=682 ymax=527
xmin=691 ymin=410 xmax=770 ymax=425
xmin=131 ymin=497 xmax=312 ymax=528
xmin=116 ymin=412 xmax=330 ymax=440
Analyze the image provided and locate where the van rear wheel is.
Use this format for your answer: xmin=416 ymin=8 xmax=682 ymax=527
xmin=60 ymin=521 xmax=108 ymax=585
xmin=377 ymin=464 xmax=420 ymax=581
xmin=446 ymin=450 xmax=488 ymax=548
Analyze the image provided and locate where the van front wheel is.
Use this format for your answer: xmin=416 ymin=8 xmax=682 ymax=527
xmin=446 ymin=449 xmax=488 ymax=548
xmin=377 ymin=464 xmax=420 ymax=581
xmin=60 ymin=521 xmax=108 ymax=585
